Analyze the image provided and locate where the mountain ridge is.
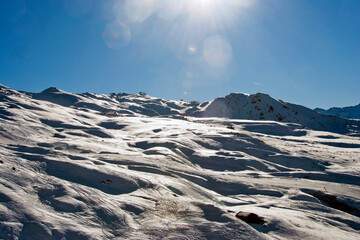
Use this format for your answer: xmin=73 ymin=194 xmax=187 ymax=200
xmin=1 ymin=84 xmax=359 ymax=136
xmin=315 ymin=104 xmax=360 ymax=120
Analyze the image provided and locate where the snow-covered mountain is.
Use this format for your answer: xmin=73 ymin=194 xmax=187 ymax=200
xmin=189 ymin=93 xmax=358 ymax=135
xmin=1 ymin=84 xmax=360 ymax=239
xmin=315 ymin=104 xmax=360 ymax=120
xmin=11 ymin=85 xmax=360 ymax=135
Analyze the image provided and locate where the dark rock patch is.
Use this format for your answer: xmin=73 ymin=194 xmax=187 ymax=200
xmin=313 ymin=191 xmax=358 ymax=215
xmin=235 ymin=211 xmax=265 ymax=224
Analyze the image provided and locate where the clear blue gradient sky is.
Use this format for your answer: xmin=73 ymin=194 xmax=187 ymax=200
xmin=0 ymin=0 xmax=359 ymax=109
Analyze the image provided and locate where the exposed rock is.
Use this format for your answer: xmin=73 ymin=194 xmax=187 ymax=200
xmin=235 ymin=211 xmax=265 ymax=224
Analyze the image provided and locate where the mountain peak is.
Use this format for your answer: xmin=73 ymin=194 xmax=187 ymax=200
xmin=41 ymin=87 xmax=62 ymax=93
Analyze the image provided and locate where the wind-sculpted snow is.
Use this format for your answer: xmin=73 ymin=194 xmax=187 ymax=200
xmin=0 ymin=84 xmax=360 ymax=239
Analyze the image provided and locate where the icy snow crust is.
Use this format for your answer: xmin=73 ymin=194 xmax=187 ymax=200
xmin=0 ymin=85 xmax=359 ymax=239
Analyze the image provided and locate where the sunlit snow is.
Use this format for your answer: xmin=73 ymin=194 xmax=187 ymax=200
xmin=0 ymin=84 xmax=359 ymax=239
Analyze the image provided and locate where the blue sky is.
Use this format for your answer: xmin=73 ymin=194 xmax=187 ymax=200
xmin=0 ymin=0 xmax=359 ymax=109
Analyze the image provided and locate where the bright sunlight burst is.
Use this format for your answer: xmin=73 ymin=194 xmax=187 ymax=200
xmin=104 ymin=0 xmax=257 ymax=91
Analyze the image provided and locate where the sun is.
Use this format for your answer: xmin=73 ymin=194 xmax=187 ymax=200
xmin=198 ymin=0 xmax=214 ymax=5
xmin=181 ymin=0 xmax=223 ymax=22
xmin=188 ymin=0 xmax=217 ymax=14
xmin=183 ymin=0 xmax=255 ymax=21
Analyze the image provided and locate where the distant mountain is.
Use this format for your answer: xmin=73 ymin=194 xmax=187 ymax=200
xmin=1 ymin=85 xmax=358 ymax=135
xmin=315 ymin=104 xmax=360 ymax=120
xmin=188 ymin=93 xmax=359 ymax=135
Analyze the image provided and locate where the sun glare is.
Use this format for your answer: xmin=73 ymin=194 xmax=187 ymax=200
xmin=198 ymin=0 xmax=215 ymax=6
xmin=106 ymin=0 xmax=256 ymax=87
xmin=181 ymin=0 xmax=256 ymax=26
xmin=185 ymin=0 xmax=218 ymax=18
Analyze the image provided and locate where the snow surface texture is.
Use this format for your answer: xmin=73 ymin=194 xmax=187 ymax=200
xmin=315 ymin=104 xmax=360 ymax=120
xmin=0 ymin=84 xmax=359 ymax=240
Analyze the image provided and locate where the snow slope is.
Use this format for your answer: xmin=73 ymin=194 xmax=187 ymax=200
xmin=0 ymin=84 xmax=360 ymax=239
xmin=315 ymin=104 xmax=360 ymax=120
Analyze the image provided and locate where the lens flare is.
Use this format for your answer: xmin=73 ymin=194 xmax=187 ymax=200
xmin=182 ymin=79 xmax=193 ymax=89
xmin=103 ymin=22 xmax=131 ymax=50
xmin=187 ymin=44 xmax=197 ymax=55
xmin=185 ymin=72 xmax=194 ymax=79
xmin=104 ymin=0 xmax=256 ymax=80
xmin=203 ymin=35 xmax=233 ymax=68
xmin=123 ymin=0 xmax=157 ymax=23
